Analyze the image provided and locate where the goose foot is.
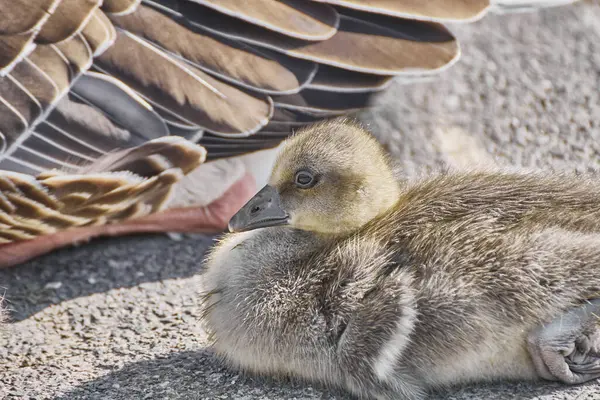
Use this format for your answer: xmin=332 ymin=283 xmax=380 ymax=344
xmin=528 ymin=299 xmax=600 ymax=384
xmin=0 ymin=173 xmax=256 ymax=269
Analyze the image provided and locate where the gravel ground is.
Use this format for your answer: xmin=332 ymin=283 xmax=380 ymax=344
xmin=2 ymin=2 xmax=600 ymax=399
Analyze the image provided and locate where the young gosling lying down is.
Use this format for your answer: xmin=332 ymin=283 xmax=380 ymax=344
xmin=202 ymin=119 xmax=600 ymax=400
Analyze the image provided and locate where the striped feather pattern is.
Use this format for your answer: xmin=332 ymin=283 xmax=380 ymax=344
xmin=0 ymin=136 xmax=205 ymax=242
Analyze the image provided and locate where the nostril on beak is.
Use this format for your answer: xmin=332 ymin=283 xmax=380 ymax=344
xmin=250 ymin=205 xmax=261 ymax=215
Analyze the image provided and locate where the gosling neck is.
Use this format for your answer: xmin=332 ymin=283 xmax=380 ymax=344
xmin=305 ymin=180 xmax=402 ymax=238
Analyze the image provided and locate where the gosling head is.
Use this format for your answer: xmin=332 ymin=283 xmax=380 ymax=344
xmin=228 ymin=118 xmax=401 ymax=235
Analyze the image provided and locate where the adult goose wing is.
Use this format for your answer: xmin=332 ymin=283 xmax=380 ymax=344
xmin=0 ymin=0 xmax=579 ymax=267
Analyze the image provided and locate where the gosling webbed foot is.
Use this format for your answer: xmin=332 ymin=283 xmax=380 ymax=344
xmin=527 ymin=299 xmax=600 ymax=384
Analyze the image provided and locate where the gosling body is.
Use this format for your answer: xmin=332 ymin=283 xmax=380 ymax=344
xmin=202 ymin=120 xmax=600 ymax=399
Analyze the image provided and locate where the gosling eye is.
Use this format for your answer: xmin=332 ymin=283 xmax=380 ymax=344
xmin=294 ymin=170 xmax=317 ymax=189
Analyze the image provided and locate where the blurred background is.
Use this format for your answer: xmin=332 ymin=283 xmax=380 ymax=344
xmin=2 ymin=2 xmax=600 ymax=399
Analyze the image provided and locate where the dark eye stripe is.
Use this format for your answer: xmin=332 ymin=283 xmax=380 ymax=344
xmin=295 ymin=170 xmax=316 ymax=189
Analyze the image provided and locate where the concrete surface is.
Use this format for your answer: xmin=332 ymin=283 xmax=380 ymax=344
xmin=2 ymin=2 xmax=600 ymax=399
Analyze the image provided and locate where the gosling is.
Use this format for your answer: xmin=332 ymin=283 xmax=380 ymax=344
xmin=202 ymin=118 xmax=600 ymax=400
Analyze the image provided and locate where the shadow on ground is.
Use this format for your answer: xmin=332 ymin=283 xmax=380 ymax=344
xmin=55 ymin=349 xmax=341 ymax=400
xmin=0 ymin=233 xmax=218 ymax=322
xmin=55 ymin=348 xmax=588 ymax=400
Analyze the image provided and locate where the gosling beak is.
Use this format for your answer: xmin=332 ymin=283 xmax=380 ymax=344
xmin=228 ymin=184 xmax=289 ymax=232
